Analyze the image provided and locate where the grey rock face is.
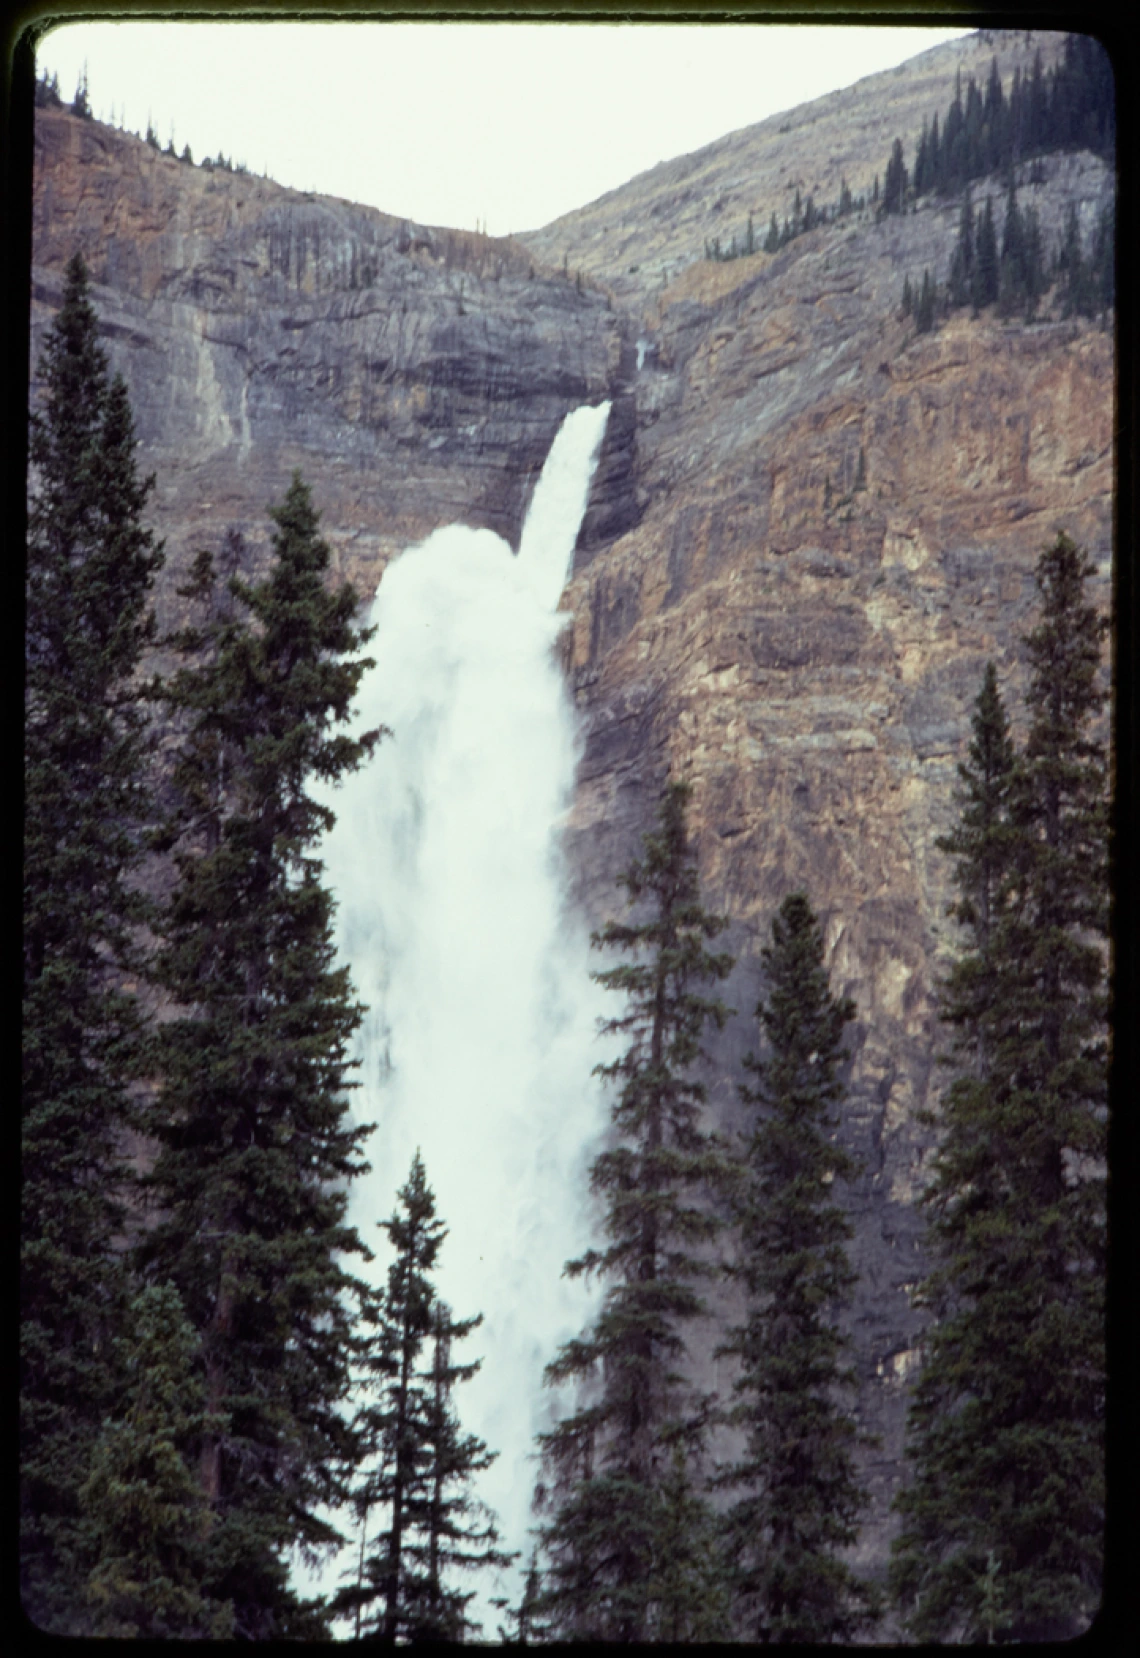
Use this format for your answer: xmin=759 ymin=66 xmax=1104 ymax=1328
xmin=31 ymin=109 xmax=622 ymax=627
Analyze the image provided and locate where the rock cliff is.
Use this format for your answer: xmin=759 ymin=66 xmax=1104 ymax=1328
xmin=29 ymin=24 xmax=1112 ymax=1608
xmin=31 ymin=104 xmax=621 ymax=629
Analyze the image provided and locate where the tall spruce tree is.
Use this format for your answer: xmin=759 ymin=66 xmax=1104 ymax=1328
xmin=79 ymin=1283 xmax=233 ymax=1639
xmin=334 ymin=1153 xmax=511 ymax=1642
xmin=948 ymin=185 xmax=975 ymax=308
xmin=891 ymin=534 xmax=1108 ymax=1641
xmin=883 ymin=136 xmax=909 ymax=215
xmin=998 ymin=183 xmax=1028 ymax=318
xmin=534 ymin=780 xmax=734 ymax=1642
xmin=715 ymin=892 xmax=873 ymax=1642
xmin=22 ymin=252 xmax=164 ymax=1631
xmin=136 ymin=478 xmax=382 ymax=1639
xmin=971 ymin=195 xmax=1000 ymax=311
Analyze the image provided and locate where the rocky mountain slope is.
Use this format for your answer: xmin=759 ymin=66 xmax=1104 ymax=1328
xmin=28 ymin=24 xmax=1113 ymax=1609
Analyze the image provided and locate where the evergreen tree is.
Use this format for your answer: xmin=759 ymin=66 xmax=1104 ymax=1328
xmin=891 ymin=536 xmax=1108 ymax=1641
xmin=943 ymin=70 xmax=966 ymax=191
xmin=71 ymin=64 xmax=91 ymax=119
xmin=494 ymin=1549 xmax=552 ymax=1644
xmin=137 ymin=480 xmax=383 ymax=1639
xmin=1022 ymin=204 xmax=1046 ymax=321
xmin=22 ymin=252 xmax=164 ymax=1631
xmin=34 ymin=68 xmax=63 ymax=108
xmin=936 ymin=662 xmax=1019 ymax=1010
xmin=1059 ymin=203 xmax=1098 ymax=319
xmin=971 ymin=195 xmax=999 ymax=311
xmin=916 ymin=269 xmax=937 ymax=334
xmin=1090 ymin=199 xmax=1114 ymax=314
xmin=998 ymin=183 xmax=1027 ymax=318
xmin=764 ymin=212 xmax=780 ymax=254
xmin=964 ymin=75 xmax=985 ymax=179
xmin=716 ymin=892 xmax=873 ymax=1641
xmin=535 ymin=781 xmax=734 ymax=1641
xmin=948 ymin=187 xmax=975 ymax=308
xmin=883 ymin=136 xmax=909 ymax=215
xmin=79 ymin=1284 xmax=233 ymax=1639
xmin=334 ymin=1154 xmax=511 ymax=1642
xmin=913 ymin=119 xmax=932 ymax=196
xmin=900 ymin=274 xmax=913 ymax=318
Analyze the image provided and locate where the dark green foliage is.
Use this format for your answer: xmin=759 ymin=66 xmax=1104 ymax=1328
xmin=716 ymin=893 xmax=873 ymax=1642
xmin=901 ymin=273 xmax=913 ymax=317
xmin=891 ymin=535 xmax=1108 ymax=1641
xmin=34 ymin=68 xmax=63 ymax=108
xmin=71 ymin=65 xmax=91 ymax=120
xmin=1058 ymin=202 xmax=1110 ymax=319
xmin=764 ymin=212 xmax=780 ymax=253
xmin=883 ymin=136 xmax=909 ymax=215
xmin=948 ymin=186 xmax=975 ymax=307
xmin=334 ymin=1154 xmax=511 ymax=1642
xmin=937 ymin=662 xmax=1019 ymax=985
xmin=145 ymin=116 xmax=159 ymax=150
xmin=1090 ymin=199 xmax=1114 ymax=312
xmin=80 ymin=1284 xmax=233 ymax=1638
xmin=950 ymin=182 xmax=1049 ymax=322
xmin=22 ymin=252 xmax=163 ymax=1631
xmin=138 ymin=479 xmax=383 ymax=1639
xmin=904 ymin=36 xmax=1114 ymax=209
xmin=180 ymin=142 xmax=193 ymax=166
xmin=998 ymin=182 xmax=1026 ymax=316
xmin=494 ymin=1550 xmax=552 ymax=1644
xmin=997 ymin=183 xmax=1048 ymax=320
xmin=1021 ymin=203 xmax=1046 ymax=318
xmin=915 ymin=269 xmax=938 ymax=334
xmin=971 ymin=195 xmax=999 ymax=311
xmin=536 ymin=781 xmax=734 ymax=1641
xmin=839 ymin=177 xmax=853 ymax=216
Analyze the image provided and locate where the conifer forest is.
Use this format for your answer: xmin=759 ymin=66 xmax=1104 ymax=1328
xmin=22 ymin=31 xmax=1111 ymax=1646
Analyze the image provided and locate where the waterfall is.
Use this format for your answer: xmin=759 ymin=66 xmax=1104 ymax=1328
xmin=317 ymin=402 xmax=613 ymax=1632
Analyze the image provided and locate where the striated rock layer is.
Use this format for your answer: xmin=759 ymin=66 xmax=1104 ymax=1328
xmin=30 ymin=24 xmax=1112 ymax=1609
xmin=30 ymin=104 xmax=621 ymax=630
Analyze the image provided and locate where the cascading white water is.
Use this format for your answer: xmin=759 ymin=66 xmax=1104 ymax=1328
xmin=317 ymin=402 xmax=614 ymax=1632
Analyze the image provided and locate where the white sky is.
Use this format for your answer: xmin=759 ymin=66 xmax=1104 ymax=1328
xmin=36 ymin=21 xmax=970 ymax=236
